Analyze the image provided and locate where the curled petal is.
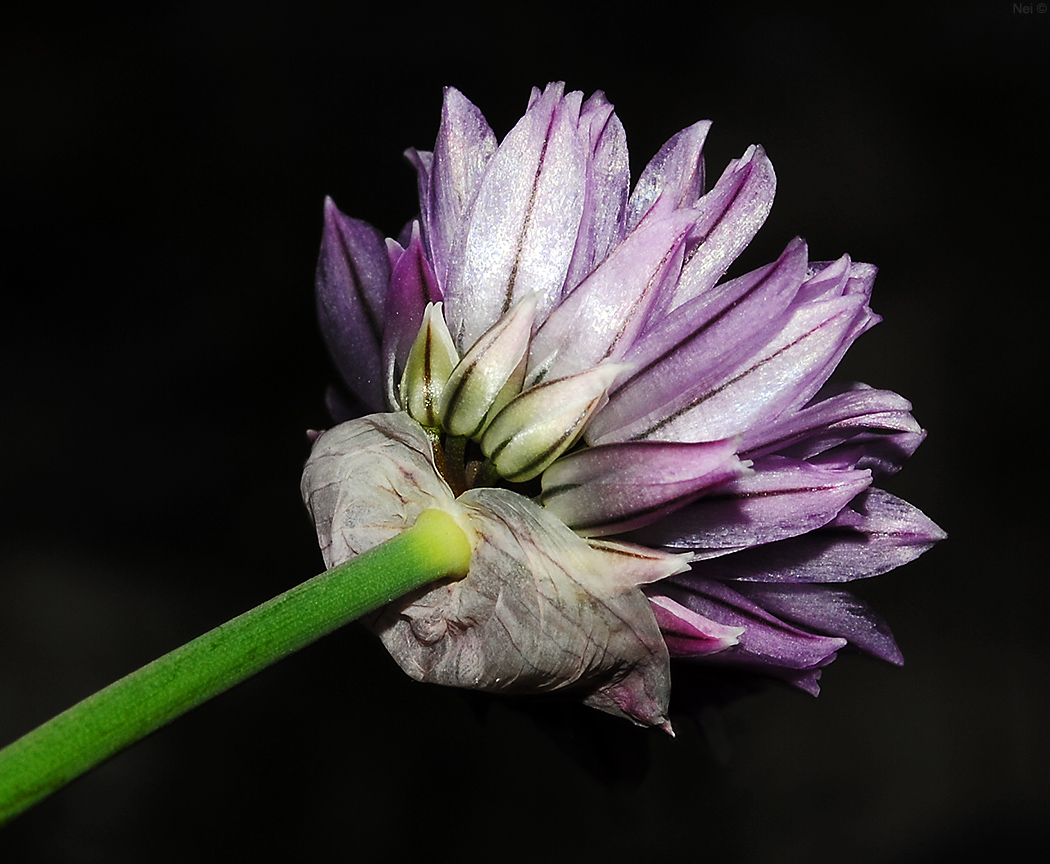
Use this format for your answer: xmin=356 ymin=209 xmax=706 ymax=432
xmin=796 ymin=255 xmax=852 ymax=303
xmin=371 ymin=487 xmax=675 ymax=731
xmin=540 ymin=438 xmax=746 ymax=537
xmin=742 ymin=381 xmax=926 ymax=475
xmin=652 ymin=578 xmax=847 ymax=690
xmin=316 ymin=197 xmax=390 ymax=412
xmin=647 ymin=593 xmax=744 ymax=657
xmin=627 ymin=119 xmax=711 ymax=228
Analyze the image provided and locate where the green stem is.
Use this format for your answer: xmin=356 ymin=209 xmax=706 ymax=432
xmin=0 ymin=508 xmax=472 ymax=827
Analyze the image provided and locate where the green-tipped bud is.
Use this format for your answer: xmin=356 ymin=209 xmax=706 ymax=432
xmin=481 ymin=363 xmax=629 ymax=483
xmin=438 ymin=293 xmax=539 ymax=439
xmin=399 ymin=303 xmax=460 ymax=428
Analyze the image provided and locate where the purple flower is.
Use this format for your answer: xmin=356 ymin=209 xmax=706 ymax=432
xmin=303 ymin=83 xmax=944 ymax=729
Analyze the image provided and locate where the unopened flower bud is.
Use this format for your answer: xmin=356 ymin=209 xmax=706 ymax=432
xmin=481 ymin=363 xmax=628 ymax=482
xmin=438 ymin=293 xmax=538 ymax=439
xmin=399 ymin=303 xmax=460 ymax=427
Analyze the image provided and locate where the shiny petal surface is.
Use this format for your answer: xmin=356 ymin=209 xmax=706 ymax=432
xmin=562 ymin=91 xmax=630 ymax=294
xmin=628 ymin=456 xmax=872 ymax=553
xmin=528 ymin=209 xmax=698 ymax=385
xmin=688 ymin=488 xmax=946 ymax=583
xmin=652 ymin=579 xmax=847 ymax=679
xmin=657 ymin=144 xmax=777 ymax=314
xmin=540 ymin=438 xmax=746 ymax=537
xmin=587 ymin=238 xmax=810 ymax=444
xmin=627 ymin=120 xmax=711 ymax=228
xmin=426 ymin=87 xmax=498 ymax=285
xmin=443 ymin=83 xmax=588 ymax=350
xmin=629 ymin=294 xmax=871 ymax=443
xmin=646 ymin=592 xmax=744 ymax=657
xmin=732 ymin=583 xmax=903 ymax=664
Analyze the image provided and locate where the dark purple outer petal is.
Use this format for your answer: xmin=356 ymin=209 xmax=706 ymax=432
xmin=650 ymin=579 xmax=847 ymax=686
xmin=316 ymin=197 xmax=390 ymax=412
xmin=677 ymin=488 xmax=946 ymax=583
xmin=731 ymin=583 xmax=903 ymax=664
xmin=381 ymin=222 xmax=442 ymax=408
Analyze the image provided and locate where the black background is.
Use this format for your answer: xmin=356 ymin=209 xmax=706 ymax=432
xmin=2 ymin=2 xmax=1046 ymax=861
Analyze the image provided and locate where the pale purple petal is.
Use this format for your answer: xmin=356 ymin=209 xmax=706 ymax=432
xmin=443 ymin=83 xmax=588 ymax=350
xmin=586 ymin=238 xmax=809 ymax=444
xmin=621 ymin=294 xmax=871 ymax=444
xmin=795 ymin=255 xmax=852 ymax=303
xmin=426 ymin=87 xmax=498 ymax=286
xmin=316 ymin=197 xmax=390 ymax=412
xmin=653 ymin=144 xmax=777 ymax=315
xmin=627 ymin=120 xmax=711 ymax=229
xmin=562 ymin=91 xmax=630 ymax=293
xmin=527 ymin=209 xmax=698 ymax=385
xmin=627 ymin=456 xmax=872 ymax=552
xmin=541 ymin=438 xmax=745 ymax=537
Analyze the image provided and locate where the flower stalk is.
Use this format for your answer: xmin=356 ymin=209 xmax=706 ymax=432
xmin=0 ymin=508 xmax=472 ymax=826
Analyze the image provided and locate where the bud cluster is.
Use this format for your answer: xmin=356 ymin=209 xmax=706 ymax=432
xmin=398 ymin=298 xmax=624 ymax=486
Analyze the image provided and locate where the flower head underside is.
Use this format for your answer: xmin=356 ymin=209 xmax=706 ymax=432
xmin=302 ymin=83 xmax=944 ymax=729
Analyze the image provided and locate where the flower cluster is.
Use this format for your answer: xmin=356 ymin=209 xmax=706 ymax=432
xmin=302 ymin=83 xmax=944 ymax=730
